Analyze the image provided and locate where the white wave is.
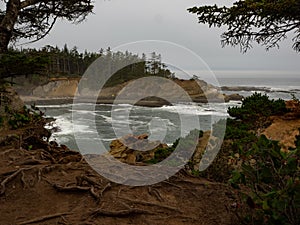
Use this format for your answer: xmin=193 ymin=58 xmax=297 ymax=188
xmin=37 ymin=103 xmax=73 ymax=108
xmin=115 ymin=104 xmax=134 ymax=107
xmin=99 ymin=115 xmax=112 ymax=123
xmin=112 ymin=107 xmax=130 ymax=112
xmin=70 ymin=109 xmax=98 ymax=116
xmin=51 ymin=114 xmax=74 ymax=136
xmin=158 ymin=103 xmax=228 ymax=116
xmin=100 ymin=138 xmax=116 ymax=142
xmin=37 ymin=102 xmax=97 ymax=108
xmin=269 ymin=86 xmax=300 ymax=92
xmin=49 ymin=113 xmax=96 ymax=138
xmin=150 ymin=117 xmax=177 ymax=127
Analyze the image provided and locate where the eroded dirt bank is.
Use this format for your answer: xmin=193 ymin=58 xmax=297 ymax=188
xmin=0 ymin=136 xmax=240 ymax=225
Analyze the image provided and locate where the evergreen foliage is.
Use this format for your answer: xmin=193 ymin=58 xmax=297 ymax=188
xmin=228 ymin=93 xmax=287 ymax=129
xmin=0 ymin=46 xmax=173 ymax=87
xmin=197 ymin=93 xmax=299 ymax=224
xmin=188 ymin=0 xmax=300 ymax=52
xmin=0 ymin=0 xmax=93 ymax=53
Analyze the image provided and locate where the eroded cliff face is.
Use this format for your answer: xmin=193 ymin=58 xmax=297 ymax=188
xmin=32 ymin=78 xmax=80 ymax=98
xmin=262 ymin=100 xmax=300 ymax=151
xmin=29 ymin=77 xmax=242 ymax=103
xmin=0 ymin=86 xmax=24 ymax=113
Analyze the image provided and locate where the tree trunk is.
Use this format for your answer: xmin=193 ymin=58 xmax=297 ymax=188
xmin=0 ymin=0 xmax=21 ymax=54
xmin=0 ymin=27 xmax=10 ymax=53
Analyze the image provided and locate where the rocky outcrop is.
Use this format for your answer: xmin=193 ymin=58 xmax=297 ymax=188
xmin=221 ymin=86 xmax=268 ymax=92
xmin=81 ymin=78 xmax=242 ymax=103
xmin=27 ymin=77 xmax=243 ymax=105
xmin=108 ymin=131 xmax=220 ymax=170
xmin=109 ymin=134 xmax=168 ymax=164
xmin=262 ymin=100 xmax=300 ymax=151
xmin=32 ymin=78 xmax=79 ymax=98
xmin=224 ymin=93 xmax=244 ymax=102
xmin=0 ymin=86 xmax=24 ymax=114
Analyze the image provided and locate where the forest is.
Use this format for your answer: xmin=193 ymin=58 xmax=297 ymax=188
xmin=0 ymin=45 xmax=174 ymax=87
xmin=0 ymin=0 xmax=299 ymax=224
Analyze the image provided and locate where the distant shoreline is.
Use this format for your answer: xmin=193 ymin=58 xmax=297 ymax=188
xmin=21 ymin=95 xmax=242 ymax=107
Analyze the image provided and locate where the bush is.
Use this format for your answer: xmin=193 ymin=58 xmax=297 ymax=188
xmin=8 ymin=105 xmax=44 ymax=130
xmin=230 ymin=134 xmax=300 ymax=225
xmin=228 ymin=93 xmax=287 ymax=129
xmin=146 ymin=129 xmax=202 ymax=164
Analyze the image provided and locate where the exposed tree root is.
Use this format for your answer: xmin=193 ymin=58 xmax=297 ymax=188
xmin=89 ymin=186 xmax=99 ymax=200
xmin=0 ymin=148 xmax=17 ymax=156
xmin=118 ymin=196 xmax=181 ymax=212
xmin=17 ymin=158 xmax=49 ymax=166
xmin=17 ymin=212 xmax=73 ymax=225
xmin=0 ymin=169 xmax=18 ymax=177
xmin=162 ymin=180 xmax=182 ymax=189
xmin=20 ymin=170 xmax=26 ymax=189
xmin=0 ymin=168 xmax=26 ymax=195
xmin=91 ymin=207 xmax=153 ymax=218
xmin=77 ymin=175 xmax=100 ymax=187
xmin=148 ymin=187 xmax=164 ymax=202
xmin=39 ymin=150 xmax=56 ymax=163
xmin=100 ymin=182 xmax=111 ymax=197
xmin=52 ymin=183 xmax=91 ymax=192
xmin=48 ymin=180 xmax=110 ymax=201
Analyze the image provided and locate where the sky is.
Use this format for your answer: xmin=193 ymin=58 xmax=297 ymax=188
xmin=17 ymin=0 xmax=300 ymax=78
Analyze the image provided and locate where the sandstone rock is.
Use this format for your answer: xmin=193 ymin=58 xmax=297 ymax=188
xmin=0 ymin=86 xmax=24 ymax=113
xmin=261 ymin=100 xmax=300 ymax=151
xmin=190 ymin=131 xmax=210 ymax=171
xmin=285 ymin=100 xmax=300 ymax=119
xmin=224 ymin=93 xmax=244 ymax=102
xmin=109 ymin=134 xmax=168 ymax=164
xmin=27 ymin=77 xmax=243 ymax=105
xmin=32 ymin=80 xmax=79 ymax=98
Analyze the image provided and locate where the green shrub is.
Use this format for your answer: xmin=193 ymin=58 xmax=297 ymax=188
xmin=146 ymin=129 xmax=202 ymax=164
xmin=196 ymin=94 xmax=299 ymax=224
xmin=8 ymin=105 xmax=44 ymax=130
xmin=230 ymin=134 xmax=300 ymax=225
xmin=228 ymin=93 xmax=287 ymax=129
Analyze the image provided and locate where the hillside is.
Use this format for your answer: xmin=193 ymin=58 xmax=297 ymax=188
xmin=0 ymin=90 xmax=239 ymax=225
xmin=1 ymin=88 xmax=299 ymax=225
xmin=18 ymin=77 xmax=242 ymax=106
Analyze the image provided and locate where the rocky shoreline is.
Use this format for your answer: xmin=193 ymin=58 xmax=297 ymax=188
xmin=1 ymin=85 xmax=300 ymax=225
xmin=0 ymin=87 xmax=240 ymax=225
xmin=21 ymin=95 xmax=244 ymax=107
xmin=18 ymin=77 xmax=244 ymax=107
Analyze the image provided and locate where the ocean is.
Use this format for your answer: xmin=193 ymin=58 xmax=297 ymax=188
xmin=40 ymin=76 xmax=300 ymax=153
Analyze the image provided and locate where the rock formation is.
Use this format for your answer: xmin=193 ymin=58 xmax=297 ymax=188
xmin=109 ymin=134 xmax=168 ymax=164
xmin=25 ymin=77 xmax=243 ymax=105
xmin=0 ymin=86 xmax=24 ymax=114
xmin=262 ymin=100 xmax=300 ymax=151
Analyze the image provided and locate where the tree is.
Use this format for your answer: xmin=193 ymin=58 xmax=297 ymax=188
xmin=0 ymin=0 xmax=94 ymax=53
xmin=0 ymin=47 xmax=49 ymax=79
xmin=188 ymin=0 xmax=300 ymax=52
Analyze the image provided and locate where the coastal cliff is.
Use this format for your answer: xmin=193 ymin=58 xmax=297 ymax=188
xmin=21 ymin=77 xmax=243 ymax=105
xmin=1 ymin=86 xmax=299 ymax=225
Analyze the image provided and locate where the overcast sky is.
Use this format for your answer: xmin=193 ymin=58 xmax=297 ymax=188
xmin=21 ymin=0 xmax=300 ymax=78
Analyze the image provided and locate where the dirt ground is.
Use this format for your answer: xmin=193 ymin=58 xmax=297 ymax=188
xmin=262 ymin=100 xmax=300 ymax=151
xmin=0 ymin=142 xmax=241 ymax=225
xmin=0 ymin=87 xmax=242 ymax=225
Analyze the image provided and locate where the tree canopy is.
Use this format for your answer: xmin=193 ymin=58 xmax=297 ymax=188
xmin=0 ymin=45 xmax=173 ymax=86
xmin=188 ymin=0 xmax=300 ymax=52
xmin=0 ymin=0 xmax=94 ymax=53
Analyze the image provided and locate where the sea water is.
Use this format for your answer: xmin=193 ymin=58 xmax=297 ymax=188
xmin=39 ymin=76 xmax=300 ymax=153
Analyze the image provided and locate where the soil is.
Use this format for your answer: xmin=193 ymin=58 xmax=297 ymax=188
xmin=0 ymin=126 xmax=240 ymax=225
xmin=2 ymin=91 xmax=299 ymax=225
xmin=262 ymin=100 xmax=300 ymax=151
